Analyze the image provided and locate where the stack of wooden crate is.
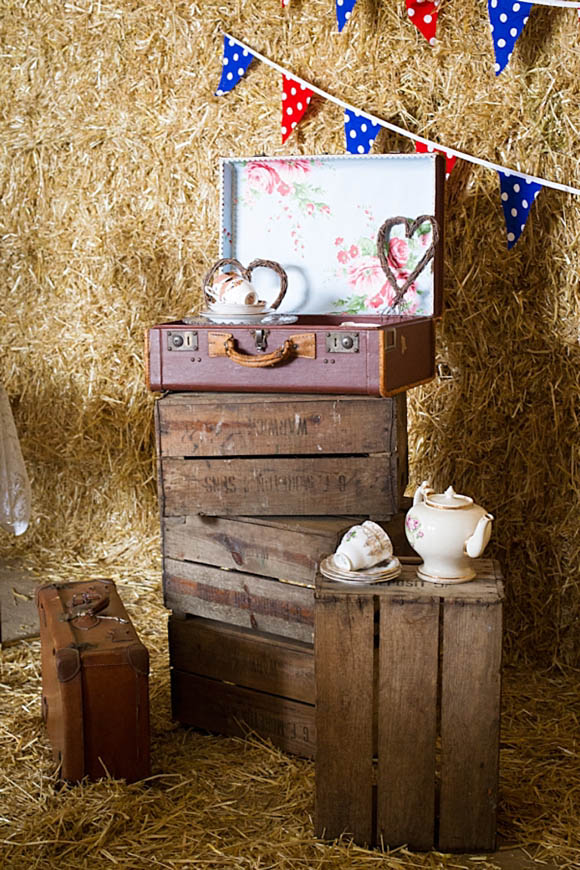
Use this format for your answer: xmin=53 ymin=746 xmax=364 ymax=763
xmin=155 ymin=391 xmax=408 ymax=758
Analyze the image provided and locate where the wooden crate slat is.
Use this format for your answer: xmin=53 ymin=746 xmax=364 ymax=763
xmin=163 ymin=514 xmax=354 ymax=584
xmin=161 ymin=455 xmax=398 ymax=517
xmin=315 ymin=592 xmax=375 ymax=844
xmin=317 ymin=561 xmax=502 ymax=602
xmin=171 ymin=669 xmax=316 ymax=758
xmin=376 ymin=598 xmax=439 ymax=851
xmin=169 ymin=615 xmax=315 ymax=704
xmin=164 ymin=558 xmax=314 ymax=644
xmin=156 ymin=394 xmax=403 ymax=457
xmin=439 ymin=600 xmax=503 ymax=852
xmin=163 ymin=513 xmax=415 ymax=583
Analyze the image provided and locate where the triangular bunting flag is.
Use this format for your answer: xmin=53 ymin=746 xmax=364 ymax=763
xmin=215 ymin=36 xmax=254 ymax=95
xmin=336 ymin=0 xmax=358 ymax=33
xmin=344 ymin=111 xmax=380 ymax=154
xmin=406 ymin=0 xmax=439 ymax=45
xmin=415 ymin=141 xmax=457 ymax=176
xmin=488 ymin=0 xmax=530 ymax=75
xmin=498 ymin=171 xmax=542 ymax=248
xmin=281 ymin=76 xmax=314 ymax=143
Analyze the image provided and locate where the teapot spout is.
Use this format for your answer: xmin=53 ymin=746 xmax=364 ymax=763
xmin=465 ymin=514 xmax=494 ymax=559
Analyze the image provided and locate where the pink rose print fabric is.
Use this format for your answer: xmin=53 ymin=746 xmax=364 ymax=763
xmin=406 ymin=0 xmax=439 ymax=45
xmin=242 ymin=158 xmax=330 ymax=254
xmin=281 ymin=76 xmax=314 ymax=144
xmin=333 ymin=228 xmax=433 ymax=316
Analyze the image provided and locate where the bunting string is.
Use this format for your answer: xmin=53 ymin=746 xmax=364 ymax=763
xmin=514 ymin=0 xmax=580 ymax=6
xmin=221 ymin=32 xmax=580 ymax=198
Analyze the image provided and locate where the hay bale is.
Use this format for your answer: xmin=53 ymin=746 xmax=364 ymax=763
xmin=0 ymin=0 xmax=579 ymax=664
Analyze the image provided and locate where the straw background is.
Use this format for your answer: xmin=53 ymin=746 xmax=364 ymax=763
xmin=1 ymin=2 xmax=580 ymax=866
xmin=2 ymin=0 xmax=578 ymax=664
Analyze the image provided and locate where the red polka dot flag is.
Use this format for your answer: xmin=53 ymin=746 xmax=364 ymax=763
xmin=415 ymin=141 xmax=457 ymax=177
xmin=406 ymin=0 xmax=439 ymax=45
xmin=281 ymin=75 xmax=314 ymax=144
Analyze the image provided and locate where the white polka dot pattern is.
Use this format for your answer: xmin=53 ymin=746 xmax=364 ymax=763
xmin=281 ymin=74 xmax=314 ymax=144
xmin=406 ymin=0 xmax=439 ymax=44
xmin=498 ymin=171 xmax=542 ymax=249
xmin=344 ymin=111 xmax=380 ymax=154
xmin=336 ymin=0 xmax=357 ymax=32
xmin=215 ymin=36 xmax=254 ymax=95
xmin=488 ymin=0 xmax=530 ymax=75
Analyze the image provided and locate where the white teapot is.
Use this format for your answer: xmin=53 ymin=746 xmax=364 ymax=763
xmin=405 ymin=482 xmax=494 ymax=583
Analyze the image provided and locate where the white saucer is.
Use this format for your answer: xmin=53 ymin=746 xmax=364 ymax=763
xmin=207 ymin=302 xmax=267 ymax=314
xmin=199 ymin=308 xmax=273 ymax=324
xmin=320 ymin=555 xmax=401 ymax=583
xmin=198 ymin=310 xmax=298 ymax=325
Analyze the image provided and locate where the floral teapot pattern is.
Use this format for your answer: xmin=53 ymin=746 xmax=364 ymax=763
xmin=405 ymin=482 xmax=494 ymax=584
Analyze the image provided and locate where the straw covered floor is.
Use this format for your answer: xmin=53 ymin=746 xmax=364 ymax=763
xmin=1 ymin=569 xmax=580 ymax=870
xmin=1 ymin=1 xmax=580 ymax=867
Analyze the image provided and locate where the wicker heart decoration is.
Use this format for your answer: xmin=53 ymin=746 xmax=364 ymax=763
xmin=376 ymin=215 xmax=439 ymax=313
xmin=203 ymin=257 xmax=288 ymax=310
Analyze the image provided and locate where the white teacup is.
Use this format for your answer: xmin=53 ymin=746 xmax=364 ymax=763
xmin=207 ymin=274 xmax=258 ymax=306
xmin=333 ymin=520 xmax=393 ymax=572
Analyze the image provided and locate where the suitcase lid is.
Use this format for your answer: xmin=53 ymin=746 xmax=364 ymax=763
xmin=219 ymin=153 xmax=445 ymax=319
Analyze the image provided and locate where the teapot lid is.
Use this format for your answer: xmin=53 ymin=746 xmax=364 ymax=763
xmin=425 ymin=486 xmax=474 ymax=510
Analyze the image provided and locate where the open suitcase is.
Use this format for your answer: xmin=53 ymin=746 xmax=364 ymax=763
xmin=146 ymin=153 xmax=445 ymax=397
xmin=37 ymin=580 xmax=150 ymax=783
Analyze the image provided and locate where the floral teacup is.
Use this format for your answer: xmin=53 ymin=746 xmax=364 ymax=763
xmin=207 ymin=273 xmax=259 ymax=307
xmin=333 ymin=520 xmax=393 ymax=572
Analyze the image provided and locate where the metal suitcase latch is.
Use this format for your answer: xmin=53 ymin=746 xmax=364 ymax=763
xmin=167 ymin=330 xmax=198 ymax=351
xmin=325 ymin=332 xmax=359 ymax=353
xmin=251 ymin=329 xmax=269 ymax=351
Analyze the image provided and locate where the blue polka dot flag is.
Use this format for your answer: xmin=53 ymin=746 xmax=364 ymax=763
xmin=344 ymin=111 xmax=380 ymax=154
xmin=498 ymin=171 xmax=542 ymax=249
xmin=488 ymin=0 xmax=531 ymax=75
xmin=215 ymin=36 xmax=255 ymax=95
xmin=336 ymin=0 xmax=358 ymax=33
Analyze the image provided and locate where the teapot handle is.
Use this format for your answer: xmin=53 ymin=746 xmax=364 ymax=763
xmin=413 ymin=480 xmax=434 ymax=506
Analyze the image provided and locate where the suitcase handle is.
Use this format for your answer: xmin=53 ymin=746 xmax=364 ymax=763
xmin=208 ymin=332 xmax=316 ymax=367
xmin=63 ymin=587 xmax=111 ymax=628
xmin=202 ymin=257 xmax=288 ymax=310
xmin=223 ymin=335 xmax=296 ymax=368
xmin=376 ymin=214 xmax=439 ymax=312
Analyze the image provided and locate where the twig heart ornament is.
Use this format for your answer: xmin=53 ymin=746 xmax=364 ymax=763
xmin=376 ymin=215 xmax=440 ymax=313
xmin=203 ymin=257 xmax=288 ymax=310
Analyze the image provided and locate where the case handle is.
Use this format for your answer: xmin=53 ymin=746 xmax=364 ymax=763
xmin=60 ymin=586 xmax=111 ymax=629
xmin=208 ymin=332 xmax=316 ymax=367
xmin=224 ymin=336 xmax=295 ymax=368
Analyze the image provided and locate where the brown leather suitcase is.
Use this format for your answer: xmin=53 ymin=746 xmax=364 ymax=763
xmin=36 ymin=579 xmax=150 ymax=783
xmin=145 ymin=314 xmax=435 ymax=396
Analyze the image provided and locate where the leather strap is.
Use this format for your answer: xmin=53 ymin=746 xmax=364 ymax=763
xmin=208 ymin=332 xmax=316 ymax=367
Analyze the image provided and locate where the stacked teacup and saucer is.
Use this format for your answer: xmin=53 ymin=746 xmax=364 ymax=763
xmin=199 ymin=257 xmax=295 ymax=324
xmin=320 ymin=520 xmax=401 ymax=583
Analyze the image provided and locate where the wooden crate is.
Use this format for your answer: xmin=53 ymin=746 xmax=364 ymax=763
xmin=162 ymin=509 xmax=415 ymax=643
xmin=169 ymin=614 xmax=316 ymax=758
xmin=315 ymin=558 xmax=504 ymax=852
xmin=166 ymin=510 xmax=415 ymax=758
xmin=156 ymin=391 xmax=412 ymax=759
xmin=155 ymin=392 xmax=407 ymax=519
